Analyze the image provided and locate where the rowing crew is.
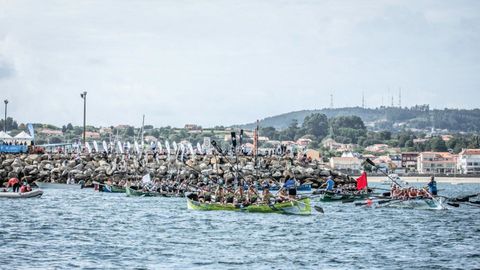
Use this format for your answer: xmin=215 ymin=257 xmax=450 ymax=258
xmin=390 ymin=185 xmax=433 ymax=200
xmin=195 ymin=181 xmax=298 ymax=206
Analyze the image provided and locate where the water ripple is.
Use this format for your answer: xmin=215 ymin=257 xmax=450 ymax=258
xmin=0 ymin=183 xmax=479 ymax=269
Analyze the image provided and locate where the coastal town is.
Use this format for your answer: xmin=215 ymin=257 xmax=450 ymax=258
xmin=2 ymin=1 xmax=480 ymax=268
xmin=1 ymin=117 xmax=479 ymax=178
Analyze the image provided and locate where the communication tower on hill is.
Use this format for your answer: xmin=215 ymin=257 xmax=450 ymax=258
xmin=330 ymin=94 xmax=333 ymax=109
xmin=398 ymin=88 xmax=402 ymax=107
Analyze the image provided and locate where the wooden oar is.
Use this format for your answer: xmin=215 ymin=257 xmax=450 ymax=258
xmin=453 ymin=193 xmax=480 ymax=202
xmin=355 ymin=199 xmax=395 ymax=207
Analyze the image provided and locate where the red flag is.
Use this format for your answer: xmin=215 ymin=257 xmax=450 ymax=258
xmin=356 ymin=172 xmax=368 ymax=190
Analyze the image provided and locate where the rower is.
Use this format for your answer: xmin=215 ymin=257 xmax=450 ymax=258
xmin=427 ymin=176 xmax=438 ymax=196
xmin=247 ymin=185 xmax=259 ymax=204
xmin=262 ymin=187 xmax=273 ymax=204
xmin=276 ymin=188 xmax=289 ymax=202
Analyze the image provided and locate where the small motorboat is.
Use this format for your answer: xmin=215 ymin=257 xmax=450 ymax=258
xmin=35 ymin=181 xmax=82 ymax=189
xmin=0 ymin=189 xmax=44 ymax=199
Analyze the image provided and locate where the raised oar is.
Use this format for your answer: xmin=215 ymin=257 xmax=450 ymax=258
xmin=211 ymin=140 xmax=249 ymax=184
xmin=365 ymin=158 xmax=403 ymax=187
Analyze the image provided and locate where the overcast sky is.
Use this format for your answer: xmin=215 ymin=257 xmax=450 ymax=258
xmin=1 ymin=0 xmax=479 ymax=128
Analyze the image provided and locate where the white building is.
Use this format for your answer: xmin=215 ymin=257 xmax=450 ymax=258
xmin=329 ymin=157 xmax=362 ymax=174
xmin=457 ymin=149 xmax=480 ymax=175
xmin=417 ymin=152 xmax=457 ymax=174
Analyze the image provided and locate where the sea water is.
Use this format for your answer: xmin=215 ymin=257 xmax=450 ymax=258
xmin=1 ymin=183 xmax=479 ymax=269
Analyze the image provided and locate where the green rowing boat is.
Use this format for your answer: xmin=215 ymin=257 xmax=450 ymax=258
xmin=104 ymin=184 xmax=126 ymax=193
xmin=186 ymin=197 xmax=312 ymax=215
xmin=126 ymin=187 xmax=163 ymax=197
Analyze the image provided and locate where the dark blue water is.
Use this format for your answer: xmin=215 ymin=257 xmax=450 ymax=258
xmin=1 ymin=183 xmax=479 ymax=269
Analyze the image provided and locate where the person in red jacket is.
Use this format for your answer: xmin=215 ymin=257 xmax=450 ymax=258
xmin=7 ymin=177 xmax=20 ymax=192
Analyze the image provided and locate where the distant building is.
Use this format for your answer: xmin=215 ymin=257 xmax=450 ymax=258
xmin=85 ymin=131 xmax=101 ymax=139
xmin=329 ymin=157 xmax=362 ymax=174
xmin=457 ymin=149 xmax=480 ymax=175
xmin=441 ymin=135 xmax=453 ymax=142
xmin=115 ymin=125 xmax=130 ymax=130
xmin=99 ymin=127 xmax=113 ymax=134
xmin=389 ymin=154 xmax=402 ymax=168
xmin=305 ymin=149 xmax=322 ymax=161
xmin=184 ymin=124 xmax=202 ymax=132
xmin=365 ymin=144 xmax=389 ymax=153
xmin=417 ymin=152 xmax=457 ymax=174
xmin=144 ymin=135 xmax=157 ymax=143
xmin=39 ymin=128 xmax=63 ymax=136
xmin=296 ymin=138 xmax=312 ymax=147
xmin=322 ymin=138 xmax=355 ymax=152
xmin=401 ymin=152 xmax=419 ymax=172
xmin=413 ymin=138 xmax=428 ymax=144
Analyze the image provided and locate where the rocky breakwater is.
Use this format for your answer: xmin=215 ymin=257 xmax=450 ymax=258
xmin=0 ymin=153 xmax=356 ymax=187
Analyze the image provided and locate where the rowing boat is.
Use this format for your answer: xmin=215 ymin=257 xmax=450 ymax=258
xmin=368 ymin=197 xmax=447 ymax=210
xmin=103 ymin=184 xmax=126 ymax=193
xmin=317 ymin=191 xmax=370 ymax=202
xmin=125 ymin=187 xmax=183 ymax=197
xmin=186 ymin=197 xmax=311 ymax=215
xmin=35 ymin=181 xmax=81 ymax=189
xmin=258 ymin=183 xmax=312 ymax=192
xmin=0 ymin=189 xmax=43 ymax=199
xmin=126 ymin=187 xmax=163 ymax=197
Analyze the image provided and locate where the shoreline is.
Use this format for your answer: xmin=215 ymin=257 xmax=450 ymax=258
xmin=364 ymin=176 xmax=480 ymax=184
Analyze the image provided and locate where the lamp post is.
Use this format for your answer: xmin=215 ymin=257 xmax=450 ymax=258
xmin=80 ymin=91 xmax=87 ymax=145
xmin=3 ymin=99 xmax=8 ymax=133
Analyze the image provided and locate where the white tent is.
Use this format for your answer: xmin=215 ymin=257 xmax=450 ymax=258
xmin=14 ymin=131 xmax=33 ymax=140
xmin=0 ymin=131 xmax=12 ymax=140
xmin=13 ymin=131 xmax=33 ymax=145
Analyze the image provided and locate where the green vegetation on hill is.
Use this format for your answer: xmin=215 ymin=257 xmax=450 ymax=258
xmin=236 ymin=105 xmax=480 ymax=132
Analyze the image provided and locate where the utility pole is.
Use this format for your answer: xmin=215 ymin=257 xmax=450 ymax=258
xmin=141 ymin=114 xmax=145 ymax=150
xmin=3 ymin=99 xmax=8 ymax=133
xmin=362 ymin=92 xmax=365 ymax=109
xmin=80 ymin=91 xmax=87 ymax=145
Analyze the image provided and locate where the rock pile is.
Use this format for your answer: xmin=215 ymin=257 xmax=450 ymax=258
xmin=0 ymin=153 xmax=356 ymax=187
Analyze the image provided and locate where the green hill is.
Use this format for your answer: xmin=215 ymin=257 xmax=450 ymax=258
xmin=235 ymin=105 xmax=480 ymax=133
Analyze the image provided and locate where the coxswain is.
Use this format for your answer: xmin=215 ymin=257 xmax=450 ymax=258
xmin=322 ymin=176 xmax=335 ymax=192
xmin=7 ymin=177 xmax=20 ymax=192
xmin=283 ymin=176 xmax=297 ymax=200
xmin=427 ymin=176 xmax=438 ymax=196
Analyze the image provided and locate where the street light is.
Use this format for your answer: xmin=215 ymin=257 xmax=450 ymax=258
xmin=80 ymin=91 xmax=87 ymax=145
xmin=3 ymin=99 xmax=8 ymax=133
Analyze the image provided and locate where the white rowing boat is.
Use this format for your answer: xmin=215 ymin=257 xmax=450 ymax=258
xmin=0 ymin=189 xmax=43 ymax=199
xmin=35 ymin=181 xmax=81 ymax=189
xmin=379 ymin=197 xmax=447 ymax=210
